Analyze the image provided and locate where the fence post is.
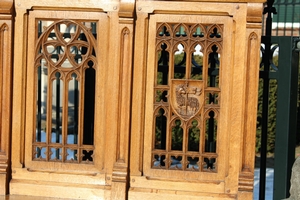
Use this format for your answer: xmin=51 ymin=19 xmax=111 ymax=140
xmin=273 ymin=36 xmax=299 ymax=200
xmin=259 ymin=1 xmax=277 ymax=199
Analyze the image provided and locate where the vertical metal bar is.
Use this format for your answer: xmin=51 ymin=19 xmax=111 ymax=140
xmin=259 ymin=38 xmax=270 ymax=200
xmin=160 ymin=110 xmax=166 ymax=166
xmin=55 ymin=21 xmax=62 ymax=157
xmin=73 ymin=46 xmax=79 ymax=146
xmin=74 ymin=77 xmax=78 ymax=145
xmin=161 ymin=43 xmax=168 ymax=153
xmin=290 ymin=0 xmax=295 ymax=36
xmin=74 ymin=76 xmax=78 ymax=160
xmin=207 ymin=47 xmax=217 ymax=154
xmin=283 ymin=1 xmax=288 ymax=36
xmin=55 ymin=72 xmax=60 ymax=158
xmin=37 ymin=21 xmax=42 ymax=138
xmin=73 ymin=45 xmax=79 ymax=159
xmin=260 ymin=1 xmax=277 ymax=199
xmin=273 ymin=36 xmax=299 ymax=200
xmin=37 ymin=21 xmax=43 ymax=157
xmin=37 ymin=63 xmax=42 ymax=143
xmin=83 ymin=66 xmax=95 ymax=146
xmin=274 ymin=2 xmax=279 ymax=36
xmin=162 ymin=43 xmax=168 ymax=86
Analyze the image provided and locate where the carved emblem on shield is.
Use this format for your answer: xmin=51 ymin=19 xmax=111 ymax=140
xmin=170 ymin=80 xmax=203 ymax=120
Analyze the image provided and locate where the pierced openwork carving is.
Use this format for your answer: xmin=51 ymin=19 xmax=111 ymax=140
xmin=152 ymin=23 xmax=222 ymax=172
xmin=33 ymin=19 xmax=97 ymax=163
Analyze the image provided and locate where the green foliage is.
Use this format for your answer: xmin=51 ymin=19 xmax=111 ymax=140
xmin=191 ymin=55 xmax=203 ymax=80
xmin=188 ymin=120 xmax=200 ymax=151
xmin=256 ymin=56 xmax=300 ymax=154
xmin=157 ymin=72 xmax=163 ymax=85
xmin=174 ymin=53 xmax=185 ymax=65
xmin=256 ymin=57 xmax=278 ymax=154
xmin=171 ymin=120 xmax=183 ymax=150
xmin=155 ymin=108 xmax=165 ymax=149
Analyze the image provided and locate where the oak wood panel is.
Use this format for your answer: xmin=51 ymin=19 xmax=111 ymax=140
xmin=130 ymin=1 xmax=263 ymax=200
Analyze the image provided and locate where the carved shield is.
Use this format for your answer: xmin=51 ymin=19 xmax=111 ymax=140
xmin=170 ymin=79 xmax=203 ymax=120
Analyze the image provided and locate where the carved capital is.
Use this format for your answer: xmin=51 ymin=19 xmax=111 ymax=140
xmin=0 ymin=0 xmax=13 ymax=14
xmin=119 ymin=0 xmax=135 ymax=18
xmin=247 ymin=3 xmax=264 ymax=23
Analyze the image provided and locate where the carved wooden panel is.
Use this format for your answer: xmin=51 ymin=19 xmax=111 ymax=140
xmin=152 ymin=22 xmax=222 ymax=172
xmin=142 ymin=14 xmax=233 ymax=183
xmin=130 ymin=3 xmax=263 ymax=200
xmin=11 ymin=4 xmax=134 ymax=198
xmin=33 ymin=19 xmax=97 ymax=163
xmin=24 ymin=10 xmax=107 ymax=172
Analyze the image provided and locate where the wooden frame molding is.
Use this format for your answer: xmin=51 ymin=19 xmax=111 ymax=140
xmin=0 ymin=0 xmax=13 ymax=195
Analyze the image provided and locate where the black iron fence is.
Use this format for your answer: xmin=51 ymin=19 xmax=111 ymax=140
xmin=262 ymin=0 xmax=300 ymax=36
xmin=257 ymin=0 xmax=300 ymax=200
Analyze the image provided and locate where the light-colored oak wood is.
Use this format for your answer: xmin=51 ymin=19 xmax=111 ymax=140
xmin=0 ymin=0 xmax=13 ymax=195
xmin=7 ymin=0 xmax=264 ymax=199
xmin=11 ymin=1 xmax=135 ymax=199
xmin=0 ymin=0 xmax=13 ymax=14
xmin=130 ymin=1 xmax=263 ymax=200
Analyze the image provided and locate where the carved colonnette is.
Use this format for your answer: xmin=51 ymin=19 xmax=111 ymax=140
xmin=238 ymin=3 xmax=263 ymax=199
xmin=0 ymin=0 xmax=13 ymax=195
xmin=110 ymin=1 xmax=135 ymax=199
xmin=130 ymin=0 xmax=264 ymax=199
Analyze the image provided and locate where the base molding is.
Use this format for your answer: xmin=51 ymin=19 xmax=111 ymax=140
xmin=0 ymin=156 xmax=9 ymax=195
xmin=10 ymin=179 xmax=111 ymax=199
xmin=128 ymin=187 xmax=236 ymax=200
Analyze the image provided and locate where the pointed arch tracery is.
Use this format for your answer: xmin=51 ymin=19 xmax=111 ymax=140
xmin=34 ymin=19 xmax=98 ymax=163
xmin=152 ymin=22 xmax=222 ymax=172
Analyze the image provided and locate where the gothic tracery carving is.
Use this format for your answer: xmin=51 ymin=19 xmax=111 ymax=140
xmin=33 ymin=19 xmax=97 ymax=163
xmin=152 ymin=22 xmax=222 ymax=172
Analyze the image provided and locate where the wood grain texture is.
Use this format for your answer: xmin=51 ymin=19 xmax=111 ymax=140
xmin=0 ymin=3 xmax=13 ymax=194
xmin=0 ymin=0 xmax=13 ymax=14
xmin=9 ymin=0 xmax=263 ymax=199
xmin=130 ymin=1 xmax=263 ymax=200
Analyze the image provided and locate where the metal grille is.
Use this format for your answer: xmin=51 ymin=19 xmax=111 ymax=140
xmin=262 ymin=0 xmax=300 ymax=36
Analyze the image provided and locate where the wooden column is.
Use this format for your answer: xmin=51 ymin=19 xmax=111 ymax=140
xmin=0 ymin=0 xmax=13 ymax=195
xmin=238 ymin=3 xmax=262 ymax=199
xmin=109 ymin=0 xmax=135 ymax=199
